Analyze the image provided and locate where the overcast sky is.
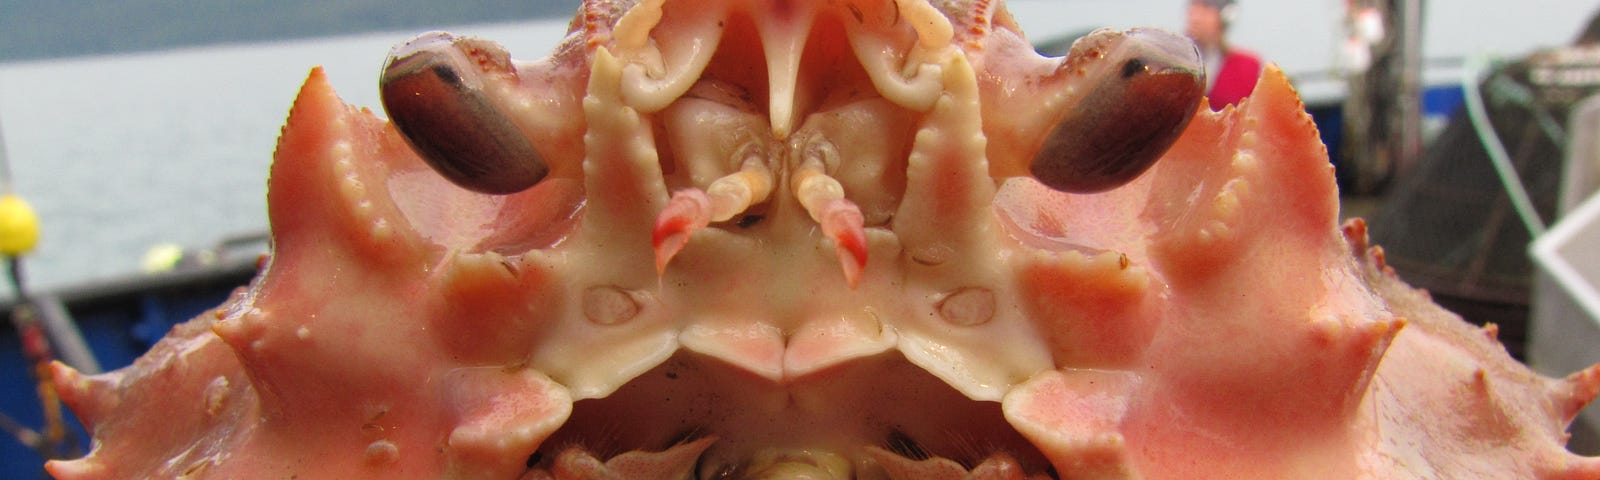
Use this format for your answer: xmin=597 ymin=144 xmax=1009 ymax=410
xmin=1008 ymin=0 xmax=1598 ymax=75
xmin=4 ymin=0 xmax=1593 ymax=73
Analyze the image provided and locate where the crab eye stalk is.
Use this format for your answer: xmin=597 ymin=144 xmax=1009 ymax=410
xmin=380 ymin=31 xmax=548 ymax=194
xmin=1031 ymin=28 xmax=1204 ymax=193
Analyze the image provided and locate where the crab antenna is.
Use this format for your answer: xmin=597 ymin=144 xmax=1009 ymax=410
xmin=652 ymin=156 xmax=774 ymax=276
xmin=791 ymin=142 xmax=867 ymax=288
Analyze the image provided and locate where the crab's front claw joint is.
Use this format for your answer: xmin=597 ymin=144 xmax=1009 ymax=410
xmin=1030 ymin=28 xmax=1204 ymax=193
xmin=380 ymin=31 xmax=549 ymax=194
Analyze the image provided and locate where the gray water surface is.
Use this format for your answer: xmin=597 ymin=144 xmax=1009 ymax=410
xmin=0 ymin=20 xmax=568 ymax=291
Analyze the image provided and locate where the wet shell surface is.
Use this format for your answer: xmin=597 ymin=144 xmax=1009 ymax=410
xmin=44 ymin=0 xmax=1600 ymax=478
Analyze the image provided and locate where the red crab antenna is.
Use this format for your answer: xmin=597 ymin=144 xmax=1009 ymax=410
xmin=652 ymin=159 xmax=774 ymax=276
xmin=791 ymin=146 xmax=867 ymax=288
xmin=652 ymin=189 xmax=712 ymax=276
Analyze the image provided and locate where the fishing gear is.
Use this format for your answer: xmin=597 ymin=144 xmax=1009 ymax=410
xmin=0 ymin=107 xmax=80 ymax=462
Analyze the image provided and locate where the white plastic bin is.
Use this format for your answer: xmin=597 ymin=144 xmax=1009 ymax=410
xmin=1530 ymin=192 xmax=1600 ymax=448
xmin=1529 ymin=94 xmax=1600 ymax=450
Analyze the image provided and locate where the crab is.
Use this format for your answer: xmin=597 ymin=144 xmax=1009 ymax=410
xmin=40 ymin=0 xmax=1600 ymax=478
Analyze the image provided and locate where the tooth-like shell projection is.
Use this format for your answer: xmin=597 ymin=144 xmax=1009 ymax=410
xmin=45 ymin=0 xmax=1600 ymax=479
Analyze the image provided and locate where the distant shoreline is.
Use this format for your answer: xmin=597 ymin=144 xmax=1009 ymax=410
xmin=0 ymin=0 xmax=574 ymax=63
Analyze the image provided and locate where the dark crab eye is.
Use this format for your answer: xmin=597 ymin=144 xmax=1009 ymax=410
xmin=380 ymin=31 xmax=548 ymax=194
xmin=1031 ymin=28 xmax=1204 ymax=193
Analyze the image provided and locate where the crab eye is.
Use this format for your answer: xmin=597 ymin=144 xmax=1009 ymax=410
xmin=380 ymin=31 xmax=548 ymax=194
xmin=1031 ymin=28 xmax=1204 ymax=193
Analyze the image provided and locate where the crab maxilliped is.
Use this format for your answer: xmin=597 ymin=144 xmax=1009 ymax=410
xmin=43 ymin=0 xmax=1600 ymax=478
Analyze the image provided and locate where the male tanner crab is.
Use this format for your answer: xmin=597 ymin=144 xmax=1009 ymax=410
xmin=42 ymin=0 xmax=1600 ymax=478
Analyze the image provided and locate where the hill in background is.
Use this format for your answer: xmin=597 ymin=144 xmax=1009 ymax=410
xmin=0 ymin=0 xmax=576 ymax=62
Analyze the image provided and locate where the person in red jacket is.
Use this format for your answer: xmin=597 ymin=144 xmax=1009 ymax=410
xmin=1186 ymin=0 xmax=1263 ymax=110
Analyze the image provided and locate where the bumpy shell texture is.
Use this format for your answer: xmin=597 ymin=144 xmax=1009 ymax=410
xmin=45 ymin=0 xmax=1600 ymax=478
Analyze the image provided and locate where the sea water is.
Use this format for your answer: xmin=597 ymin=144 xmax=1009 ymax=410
xmin=0 ymin=20 xmax=570 ymax=292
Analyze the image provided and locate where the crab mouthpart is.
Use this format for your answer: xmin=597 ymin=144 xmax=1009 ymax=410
xmin=369 ymin=2 xmax=1203 ymax=473
xmin=531 ymin=351 xmax=1053 ymax=480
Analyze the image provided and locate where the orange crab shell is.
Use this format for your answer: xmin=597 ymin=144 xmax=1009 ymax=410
xmin=41 ymin=0 xmax=1600 ymax=478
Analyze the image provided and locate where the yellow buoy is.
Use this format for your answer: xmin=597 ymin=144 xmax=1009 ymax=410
xmin=141 ymin=243 xmax=184 ymax=273
xmin=0 ymin=193 xmax=39 ymax=256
